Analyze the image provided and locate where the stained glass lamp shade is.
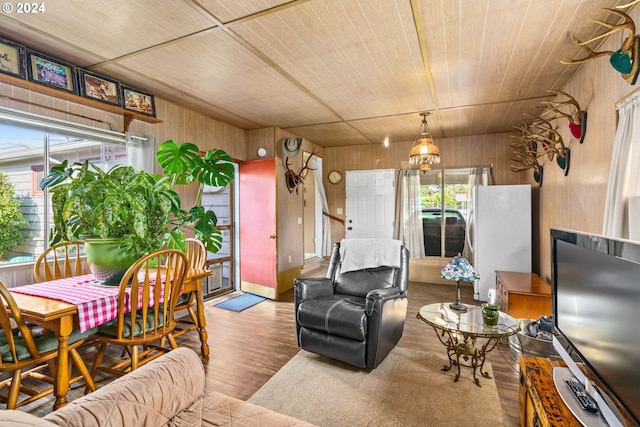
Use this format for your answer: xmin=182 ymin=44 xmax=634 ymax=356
xmin=440 ymin=254 xmax=479 ymax=312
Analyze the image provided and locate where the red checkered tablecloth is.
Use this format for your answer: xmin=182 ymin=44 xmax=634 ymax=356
xmin=11 ymin=274 xmax=163 ymax=332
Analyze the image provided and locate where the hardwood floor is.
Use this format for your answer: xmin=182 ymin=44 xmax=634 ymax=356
xmin=20 ymin=278 xmax=522 ymax=426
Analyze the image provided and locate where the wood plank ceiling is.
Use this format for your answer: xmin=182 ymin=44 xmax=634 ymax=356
xmin=0 ymin=0 xmax=630 ymax=147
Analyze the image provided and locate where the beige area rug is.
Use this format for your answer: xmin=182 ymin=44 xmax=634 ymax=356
xmin=248 ymin=347 xmax=506 ymax=427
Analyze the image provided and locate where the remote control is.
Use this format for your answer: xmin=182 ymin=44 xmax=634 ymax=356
xmin=564 ymin=377 xmax=599 ymax=413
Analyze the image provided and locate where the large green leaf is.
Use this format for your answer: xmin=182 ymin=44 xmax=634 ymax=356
xmin=189 ymin=206 xmax=217 ymax=234
xmin=194 ymin=148 xmax=235 ymax=187
xmin=198 ymin=228 xmax=223 ymax=253
xmin=156 ymin=140 xmax=201 ymax=176
xmin=39 ymin=160 xmax=71 ymax=190
xmin=163 ymin=229 xmax=187 ymax=253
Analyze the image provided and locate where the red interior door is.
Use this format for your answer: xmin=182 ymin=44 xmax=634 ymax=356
xmin=239 ymin=158 xmax=277 ymax=298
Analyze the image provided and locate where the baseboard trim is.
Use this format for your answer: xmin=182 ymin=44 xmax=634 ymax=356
xmin=241 ymin=281 xmax=276 ymax=300
xmin=277 ymin=267 xmax=302 ymax=297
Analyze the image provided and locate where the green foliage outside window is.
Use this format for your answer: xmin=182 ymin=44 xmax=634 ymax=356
xmin=420 ymin=184 xmax=467 ymax=210
xmin=0 ymin=171 xmax=28 ymax=259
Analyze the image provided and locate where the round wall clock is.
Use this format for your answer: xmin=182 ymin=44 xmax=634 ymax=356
xmin=328 ymin=170 xmax=342 ymax=184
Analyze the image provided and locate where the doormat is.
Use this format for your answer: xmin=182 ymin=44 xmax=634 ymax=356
xmin=213 ymin=293 xmax=266 ymax=312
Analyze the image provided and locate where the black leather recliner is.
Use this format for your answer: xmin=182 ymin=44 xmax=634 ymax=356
xmin=294 ymin=242 xmax=409 ymax=369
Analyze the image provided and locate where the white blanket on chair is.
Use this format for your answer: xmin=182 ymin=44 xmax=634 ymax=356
xmin=339 ymin=238 xmax=402 ymax=273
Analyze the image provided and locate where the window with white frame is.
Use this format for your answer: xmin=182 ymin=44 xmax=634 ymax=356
xmin=0 ymin=107 xmax=151 ymax=264
xmin=419 ymin=168 xmax=470 ymax=257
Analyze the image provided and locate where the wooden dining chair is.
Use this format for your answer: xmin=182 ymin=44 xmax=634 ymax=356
xmin=170 ymin=238 xmax=207 ymax=341
xmin=89 ymin=249 xmax=188 ymax=379
xmin=0 ymin=280 xmax=96 ymax=409
xmin=34 ymin=241 xmax=88 ymax=283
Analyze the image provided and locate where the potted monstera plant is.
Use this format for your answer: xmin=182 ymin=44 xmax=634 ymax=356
xmin=40 ymin=140 xmax=233 ymax=284
xmin=155 ymin=139 xmax=235 ymax=253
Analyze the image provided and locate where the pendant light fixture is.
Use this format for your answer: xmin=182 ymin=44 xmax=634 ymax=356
xmin=409 ymin=112 xmax=440 ymax=171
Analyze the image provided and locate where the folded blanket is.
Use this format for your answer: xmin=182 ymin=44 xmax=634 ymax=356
xmin=339 ymin=238 xmax=402 ymax=273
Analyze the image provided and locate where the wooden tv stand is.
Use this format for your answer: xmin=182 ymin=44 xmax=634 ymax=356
xmin=519 ymin=356 xmax=634 ymax=426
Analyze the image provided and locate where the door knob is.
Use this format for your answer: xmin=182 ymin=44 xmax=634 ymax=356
xmin=268 ymin=234 xmax=277 ymax=239
xmin=347 ymin=227 xmax=352 ymax=230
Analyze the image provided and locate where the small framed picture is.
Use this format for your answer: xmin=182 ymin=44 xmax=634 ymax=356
xmin=121 ymin=85 xmax=155 ymax=117
xmin=0 ymin=38 xmax=26 ymax=78
xmin=77 ymin=69 xmax=121 ymax=106
xmin=26 ymin=50 xmax=76 ymax=93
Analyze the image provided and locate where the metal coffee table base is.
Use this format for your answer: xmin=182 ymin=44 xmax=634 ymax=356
xmin=433 ymin=328 xmax=502 ymax=387
xmin=416 ymin=303 xmax=519 ymax=388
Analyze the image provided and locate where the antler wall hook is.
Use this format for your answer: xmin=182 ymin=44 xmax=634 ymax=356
xmin=509 ymin=136 xmax=544 ymax=186
xmin=540 ymin=90 xmax=588 ymax=143
xmin=519 ymin=115 xmax=560 ymax=161
xmin=510 ymin=96 xmax=580 ymax=181
xmin=561 ymin=8 xmax=640 ymax=85
xmin=528 ymin=120 xmax=570 ymax=172
xmin=515 ymin=116 xmax=571 ymax=176
xmin=617 ymin=0 xmax=640 ymax=8
xmin=283 ymin=149 xmax=318 ymax=194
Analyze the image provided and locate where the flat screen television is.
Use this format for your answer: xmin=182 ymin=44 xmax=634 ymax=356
xmin=551 ymin=228 xmax=640 ymax=426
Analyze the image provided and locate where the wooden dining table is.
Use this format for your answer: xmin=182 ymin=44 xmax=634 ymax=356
xmin=7 ymin=268 xmax=211 ymax=410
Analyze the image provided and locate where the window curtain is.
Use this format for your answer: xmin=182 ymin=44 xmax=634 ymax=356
xmin=393 ymin=169 xmax=425 ymax=259
xmin=603 ymin=91 xmax=640 ymax=240
xmin=126 ymin=134 xmax=155 ymax=173
xmin=462 ymin=166 xmax=492 ymax=261
xmin=311 ymin=157 xmax=332 ymax=256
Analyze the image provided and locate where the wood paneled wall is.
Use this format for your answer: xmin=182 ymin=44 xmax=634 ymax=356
xmin=5 ymin=0 xmax=639 ymax=290
xmin=0 ymin=81 xmax=125 ymax=130
xmin=318 ymin=0 xmax=640 ymax=280
xmin=0 ymin=83 xmax=246 ymax=162
xmin=0 ymin=79 xmax=328 ymax=294
xmin=533 ymin=6 xmax=640 ymax=283
xmin=128 ymin=97 xmax=246 ymax=162
xmin=322 ymin=133 xmax=526 ymax=246
xmin=244 ymin=128 xmax=324 ymax=294
xmin=0 ymin=81 xmax=248 ymax=247
xmin=129 ymin=98 xmax=247 ymax=222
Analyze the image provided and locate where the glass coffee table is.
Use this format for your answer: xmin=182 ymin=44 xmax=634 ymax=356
xmin=417 ymin=302 xmax=519 ymax=387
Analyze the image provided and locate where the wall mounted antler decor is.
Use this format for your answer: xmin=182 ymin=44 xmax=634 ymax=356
xmin=527 ymin=116 xmax=571 ymax=176
xmin=617 ymin=0 xmax=640 ymax=8
xmin=510 ymin=134 xmax=544 ymax=187
xmin=561 ymin=8 xmax=640 ymax=85
xmin=515 ymin=120 xmax=554 ymax=161
xmin=540 ymin=90 xmax=587 ymax=144
xmin=282 ymin=149 xmax=318 ymax=195
xmin=513 ymin=115 xmax=570 ymax=177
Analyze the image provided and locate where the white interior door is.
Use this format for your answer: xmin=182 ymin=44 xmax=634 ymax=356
xmin=345 ymin=169 xmax=395 ymax=239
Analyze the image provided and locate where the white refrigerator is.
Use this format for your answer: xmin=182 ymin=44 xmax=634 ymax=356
xmin=467 ymin=184 xmax=532 ymax=301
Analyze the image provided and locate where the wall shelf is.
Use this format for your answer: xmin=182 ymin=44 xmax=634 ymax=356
xmin=0 ymin=73 xmax=162 ymax=132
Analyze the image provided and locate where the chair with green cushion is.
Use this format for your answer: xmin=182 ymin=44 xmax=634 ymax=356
xmin=171 ymin=238 xmax=207 ymax=341
xmin=34 ymin=241 xmax=98 ymax=353
xmin=90 ymin=249 xmax=188 ymax=379
xmin=0 ymin=280 xmax=96 ymax=409
xmin=33 ymin=241 xmax=88 ymax=283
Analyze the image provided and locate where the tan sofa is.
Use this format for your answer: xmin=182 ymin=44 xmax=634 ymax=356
xmin=0 ymin=347 xmax=314 ymax=427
